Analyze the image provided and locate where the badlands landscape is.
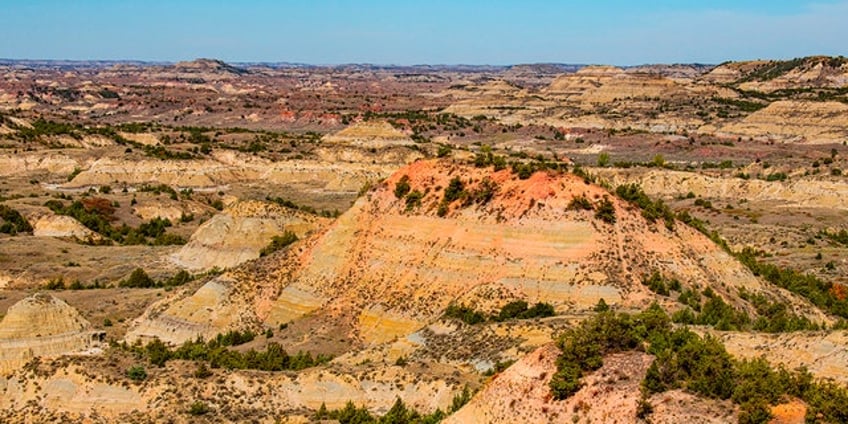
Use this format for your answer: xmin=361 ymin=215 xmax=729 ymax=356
xmin=1 ymin=56 xmax=848 ymax=423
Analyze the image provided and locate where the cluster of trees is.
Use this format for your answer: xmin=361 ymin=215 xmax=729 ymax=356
xmin=615 ymin=183 xmax=675 ymax=230
xmin=44 ymin=276 xmax=107 ymax=290
xmin=740 ymin=289 xmax=821 ymax=333
xmin=393 ymin=175 xmax=423 ymax=211
xmin=141 ymin=144 xmax=196 ymax=160
xmin=820 ymin=228 xmax=848 ymax=246
xmin=671 ymin=288 xmax=753 ymax=331
xmin=122 ymin=330 xmax=330 ymax=371
xmin=16 ymin=118 xmax=86 ymax=141
xmin=0 ymin=205 xmax=32 ymax=235
xmin=443 ymin=300 xmax=555 ymax=325
xmin=314 ymin=387 xmax=472 ymax=424
xmin=45 ymin=268 xmax=196 ymax=291
xmin=492 ymin=300 xmax=555 ymax=322
xmin=7 ymin=118 xmax=168 ymax=152
xmin=119 ymin=268 xmax=192 ymax=289
xmin=266 ymin=195 xmax=340 ymax=218
xmin=551 ymin=304 xmax=848 ymax=423
xmin=735 ymin=247 xmax=848 ymax=319
xmin=675 ymin=206 xmax=848 ymax=323
xmin=435 ymin=176 xmax=498 ymax=217
xmin=641 ymin=271 xmax=681 ymax=296
xmin=641 ymin=270 xmax=820 ymax=333
xmin=44 ymin=198 xmax=186 ymax=246
xmin=138 ymin=183 xmax=180 ymax=200
xmin=470 ymin=146 xmax=568 ymax=180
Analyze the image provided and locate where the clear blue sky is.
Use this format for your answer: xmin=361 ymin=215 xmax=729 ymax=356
xmin=1 ymin=1 xmax=846 ymax=65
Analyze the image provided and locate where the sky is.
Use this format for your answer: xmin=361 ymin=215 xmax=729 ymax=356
xmin=1 ymin=0 xmax=847 ymax=65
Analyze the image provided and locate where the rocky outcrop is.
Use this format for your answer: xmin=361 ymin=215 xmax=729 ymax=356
xmin=0 ymin=293 xmax=103 ymax=374
xmin=128 ymin=160 xmax=826 ymax=347
xmin=171 ymin=200 xmax=326 ymax=271
xmin=31 ymin=214 xmax=103 ymax=241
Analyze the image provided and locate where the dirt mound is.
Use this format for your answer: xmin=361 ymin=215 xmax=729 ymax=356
xmin=0 ymin=293 xmax=103 ymax=374
xmin=171 ymin=200 xmax=326 ymax=271
xmin=128 ymin=159 xmax=823 ymax=347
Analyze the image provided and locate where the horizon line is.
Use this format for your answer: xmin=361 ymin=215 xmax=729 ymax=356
xmin=0 ymin=57 xmax=741 ymax=68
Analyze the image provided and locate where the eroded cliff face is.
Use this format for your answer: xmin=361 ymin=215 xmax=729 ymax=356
xmin=127 ymin=160 xmax=826 ymax=348
xmin=61 ymin=150 xmax=393 ymax=194
xmin=594 ymin=167 xmax=848 ymax=210
xmin=0 ymin=353 xmax=462 ymax=422
xmin=0 ymin=153 xmax=82 ymax=177
xmin=715 ymin=101 xmax=848 ymax=143
xmin=0 ymin=293 xmax=103 ymax=374
xmin=171 ymin=200 xmax=327 ymax=271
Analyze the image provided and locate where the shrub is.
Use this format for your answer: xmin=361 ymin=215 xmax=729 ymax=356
xmin=121 ymin=268 xmax=155 ymax=288
xmin=567 ymin=195 xmax=594 ymax=211
xmin=437 ymin=201 xmax=449 ymax=217
xmin=437 ymin=144 xmax=452 ymax=158
xmin=126 ymin=365 xmax=147 ymax=381
xmin=44 ymin=277 xmax=66 ymax=290
xmin=193 ymin=363 xmax=212 ymax=379
xmin=0 ymin=205 xmax=34 ymax=235
xmin=594 ymin=197 xmax=616 ymax=224
xmin=394 ymin=175 xmax=411 ymax=199
xmin=468 ymin=177 xmax=498 ymax=204
xmin=615 ymin=183 xmax=674 ymax=229
xmin=494 ymin=300 xmax=555 ymax=321
xmin=765 ymin=172 xmax=787 ymax=182
xmin=260 ymin=231 xmax=299 ymax=257
xmin=443 ymin=177 xmax=465 ymax=202
xmin=188 ymin=401 xmax=211 ymax=416
xmin=443 ymin=303 xmax=486 ymax=325
xmin=593 ymin=298 xmax=610 ymax=312
xmin=404 ymin=190 xmax=423 ymax=210
xmin=642 ymin=271 xmax=675 ymax=296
